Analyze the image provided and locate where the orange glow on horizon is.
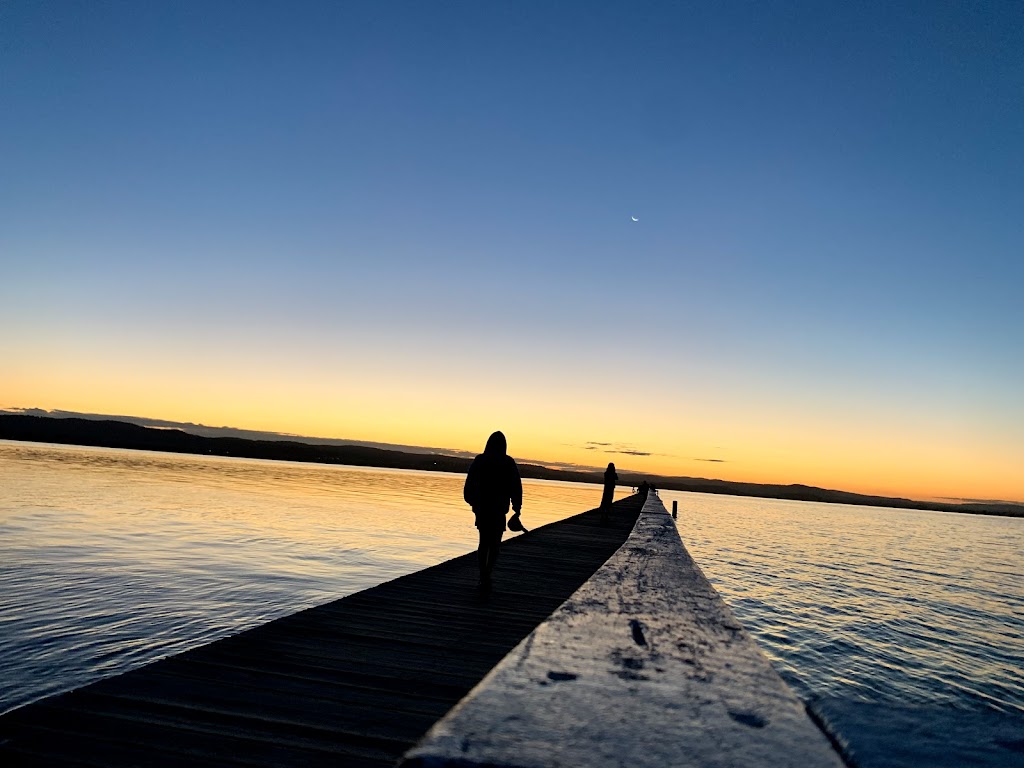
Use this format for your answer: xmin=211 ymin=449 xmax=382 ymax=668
xmin=3 ymin=352 xmax=1022 ymax=506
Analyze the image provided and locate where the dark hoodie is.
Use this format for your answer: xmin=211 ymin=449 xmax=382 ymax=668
xmin=463 ymin=431 xmax=523 ymax=519
xmin=602 ymin=462 xmax=617 ymax=507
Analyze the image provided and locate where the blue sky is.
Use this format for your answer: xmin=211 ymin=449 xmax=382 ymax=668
xmin=2 ymin=1 xmax=1022 ymax=500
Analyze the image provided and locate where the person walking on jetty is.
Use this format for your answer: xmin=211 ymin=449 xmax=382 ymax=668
xmin=600 ymin=462 xmax=617 ymax=524
xmin=463 ymin=431 xmax=523 ymax=590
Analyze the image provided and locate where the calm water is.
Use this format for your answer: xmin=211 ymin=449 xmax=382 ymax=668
xmin=0 ymin=441 xmax=623 ymax=715
xmin=661 ymin=489 xmax=1024 ymax=767
xmin=2 ymin=441 xmax=1023 ymax=766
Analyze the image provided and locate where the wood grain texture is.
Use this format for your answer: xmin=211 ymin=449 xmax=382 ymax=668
xmin=0 ymin=495 xmax=643 ymax=767
xmin=402 ymin=494 xmax=846 ymax=768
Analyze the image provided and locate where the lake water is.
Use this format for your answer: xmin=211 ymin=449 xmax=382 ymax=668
xmin=661 ymin=488 xmax=1024 ymax=767
xmin=2 ymin=440 xmax=1022 ymax=766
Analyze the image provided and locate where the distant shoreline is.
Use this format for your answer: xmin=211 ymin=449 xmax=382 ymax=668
xmin=1 ymin=415 xmax=1021 ymax=518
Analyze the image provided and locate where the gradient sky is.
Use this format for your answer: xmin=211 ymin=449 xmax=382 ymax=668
xmin=2 ymin=1 xmax=1022 ymax=502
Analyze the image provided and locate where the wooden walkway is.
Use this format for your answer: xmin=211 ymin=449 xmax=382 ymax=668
xmin=0 ymin=495 xmax=643 ymax=767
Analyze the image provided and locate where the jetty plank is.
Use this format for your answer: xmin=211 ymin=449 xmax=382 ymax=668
xmin=0 ymin=495 xmax=642 ymax=767
xmin=402 ymin=494 xmax=846 ymax=768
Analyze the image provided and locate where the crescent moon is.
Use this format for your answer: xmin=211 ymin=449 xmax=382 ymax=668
xmin=631 ymin=216 xmax=639 ymax=222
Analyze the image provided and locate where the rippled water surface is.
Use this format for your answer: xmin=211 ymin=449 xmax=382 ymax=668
xmin=2 ymin=442 xmax=1022 ymax=767
xmin=0 ymin=441 xmax=622 ymax=714
xmin=661 ymin=489 xmax=1024 ymax=768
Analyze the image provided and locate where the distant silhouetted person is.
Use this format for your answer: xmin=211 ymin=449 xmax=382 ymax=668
xmin=463 ymin=431 xmax=523 ymax=590
xmin=600 ymin=462 xmax=617 ymax=524
xmin=639 ymin=480 xmax=650 ymax=503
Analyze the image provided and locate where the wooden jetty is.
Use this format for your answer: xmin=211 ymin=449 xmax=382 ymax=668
xmin=0 ymin=495 xmax=644 ymax=767
xmin=402 ymin=493 xmax=847 ymax=768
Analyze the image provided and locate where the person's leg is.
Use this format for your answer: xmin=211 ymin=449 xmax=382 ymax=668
xmin=482 ymin=528 xmax=502 ymax=583
xmin=477 ymin=529 xmax=490 ymax=583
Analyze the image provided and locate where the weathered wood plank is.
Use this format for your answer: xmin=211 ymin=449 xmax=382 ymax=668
xmin=0 ymin=495 xmax=642 ymax=766
xmin=402 ymin=494 xmax=846 ymax=768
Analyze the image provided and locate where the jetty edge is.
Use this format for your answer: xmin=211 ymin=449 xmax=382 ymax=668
xmin=401 ymin=492 xmax=847 ymax=768
xmin=0 ymin=495 xmax=644 ymax=767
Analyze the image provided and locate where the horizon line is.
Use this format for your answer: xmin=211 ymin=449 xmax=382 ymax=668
xmin=3 ymin=406 xmax=1022 ymax=508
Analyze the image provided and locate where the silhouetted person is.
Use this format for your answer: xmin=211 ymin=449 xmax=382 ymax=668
xmin=463 ymin=431 xmax=523 ymax=590
xmin=639 ymin=480 xmax=650 ymax=503
xmin=600 ymin=462 xmax=617 ymax=524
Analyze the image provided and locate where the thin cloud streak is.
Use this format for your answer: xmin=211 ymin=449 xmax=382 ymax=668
xmin=581 ymin=441 xmax=654 ymax=458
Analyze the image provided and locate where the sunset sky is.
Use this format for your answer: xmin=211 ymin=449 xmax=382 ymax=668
xmin=2 ymin=2 xmax=1022 ymax=503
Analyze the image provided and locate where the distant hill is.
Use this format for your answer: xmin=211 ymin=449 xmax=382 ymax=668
xmin=0 ymin=415 xmax=600 ymax=484
xmin=0 ymin=407 xmax=477 ymax=458
xmin=2 ymin=414 xmax=1021 ymax=518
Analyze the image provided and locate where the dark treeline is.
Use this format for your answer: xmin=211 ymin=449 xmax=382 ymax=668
xmin=2 ymin=415 xmax=1021 ymax=518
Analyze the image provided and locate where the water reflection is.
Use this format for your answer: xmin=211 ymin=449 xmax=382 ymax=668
xmin=0 ymin=440 xmax=620 ymax=714
xmin=662 ymin=489 xmax=1024 ymax=768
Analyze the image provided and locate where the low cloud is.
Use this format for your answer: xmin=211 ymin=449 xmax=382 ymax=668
xmin=531 ymin=460 xmax=605 ymax=472
xmin=693 ymin=458 xmax=726 ymax=463
xmin=938 ymin=495 xmax=1022 ymax=506
xmin=582 ymin=441 xmax=653 ymax=458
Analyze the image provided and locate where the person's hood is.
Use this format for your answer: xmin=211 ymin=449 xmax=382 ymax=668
xmin=484 ymin=431 xmax=507 ymax=456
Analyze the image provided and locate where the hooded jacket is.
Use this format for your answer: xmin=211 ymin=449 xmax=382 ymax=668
xmin=602 ymin=462 xmax=617 ymax=506
xmin=463 ymin=431 xmax=523 ymax=515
